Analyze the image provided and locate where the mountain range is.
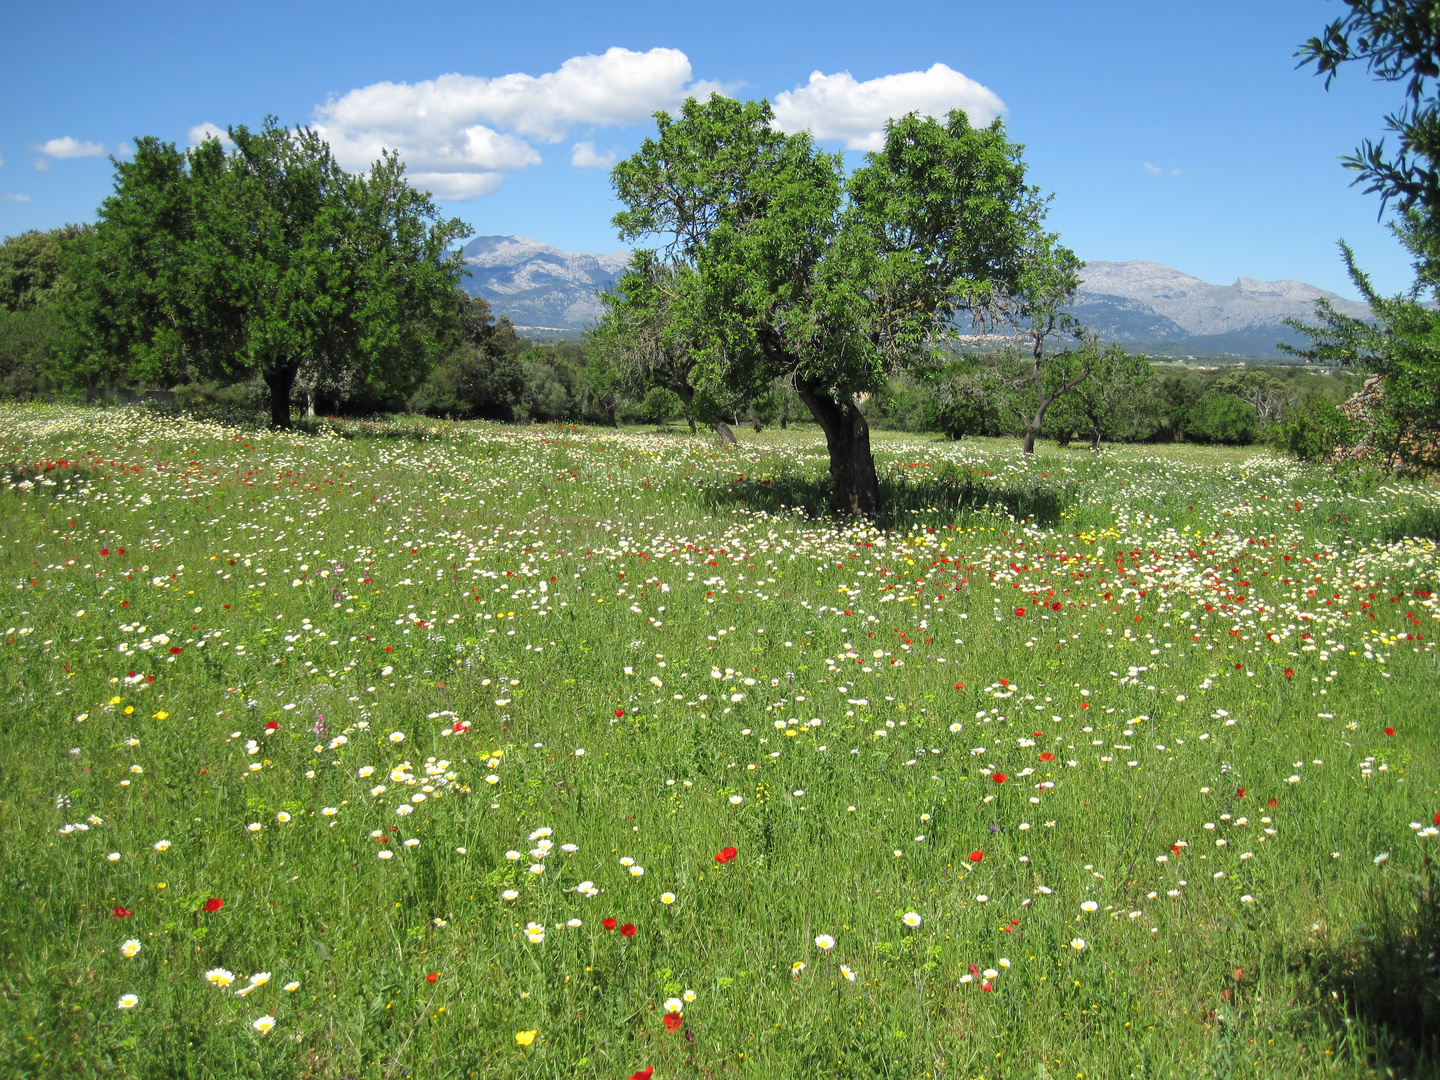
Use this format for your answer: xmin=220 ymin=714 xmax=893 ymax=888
xmin=456 ymin=236 xmax=1368 ymax=354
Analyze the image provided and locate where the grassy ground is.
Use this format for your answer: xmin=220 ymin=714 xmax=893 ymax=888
xmin=2 ymin=404 xmax=1439 ymax=1080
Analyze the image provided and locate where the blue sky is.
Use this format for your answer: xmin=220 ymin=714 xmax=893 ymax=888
xmin=0 ymin=0 xmax=1418 ymax=299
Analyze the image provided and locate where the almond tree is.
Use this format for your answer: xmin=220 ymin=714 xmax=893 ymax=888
xmin=605 ymin=95 xmax=1066 ymax=514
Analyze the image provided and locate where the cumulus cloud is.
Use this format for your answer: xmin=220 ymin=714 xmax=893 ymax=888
xmin=1143 ymin=162 xmax=1184 ymax=176
xmin=0 ymin=192 xmax=31 ymax=203
xmin=404 ymin=171 xmax=509 ymax=200
xmin=313 ymin=47 xmax=713 ymax=199
xmin=772 ymin=63 xmax=1006 ymax=151
xmin=571 ymin=141 xmax=617 ymax=169
xmin=188 ymin=122 xmax=235 ymax=148
xmin=36 ymin=136 xmax=106 ymax=159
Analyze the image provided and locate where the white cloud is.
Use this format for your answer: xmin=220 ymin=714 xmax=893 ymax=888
xmin=1143 ymin=162 xmax=1184 ymax=176
xmin=772 ymin=63 xmax=1006 ymax=151
xmin=34 ymin=159 xmax=49 ymax=172
xmin=571 ymin=141 xmax=617 ymax=169
xmin=188 ymin=122 xmax=235 ymax=148
xmin=313 ymin=47 xmax=710 ymax=199
xmin=37 ymin=136 xmax=106 ymax=159
xmin=0 ymin=192 xmax=31 ymax=203
xmin=405 ymin=171 xmax=508 ymax=200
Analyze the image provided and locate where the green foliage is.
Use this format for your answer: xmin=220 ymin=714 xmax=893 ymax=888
xmin=1185 ymin=391 xmax=1260 ymax=444
xmin=0 ymin=305 xmax=65 ymax=399
xmin=59 ymin=120 xmax=471 ymax=427
xmin=627 ymin=385 xmax=683 ymax=424
xmin=1283 ymin=242 xmax=1440 ymax=463
xmin=0 ymin=226 xmax=93 ymax=399
xmin=0 ymin=224 xmax=92 ymax=312
xmin=410 ymin=292 xmax=523 ymax=420
xmin=605 ymin=95 xmax=1054 ymax=512
xmin=518 ymin=357 xmax=573 ymax=421
xmin=1041 ymin=345 xmax=1153 ymax=448
xmin=1266 ymin=391 xmax=1360 ymax=461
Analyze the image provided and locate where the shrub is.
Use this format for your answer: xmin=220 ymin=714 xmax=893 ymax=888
xmin=1266 ymin=391 xmax=1359 ymax=462
xmin=1186 ymin=392 xmax=1258 ymax=444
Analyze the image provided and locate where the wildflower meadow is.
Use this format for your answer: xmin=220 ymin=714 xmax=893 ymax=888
xmin=2 ymin=403 xmax=1438 ymax=1080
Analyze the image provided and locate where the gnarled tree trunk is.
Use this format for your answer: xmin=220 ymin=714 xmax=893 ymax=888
xmin=795 ymin=372 xmax=879 ymax=516
xmin=263 ymin=359 xmax=298 ymax=429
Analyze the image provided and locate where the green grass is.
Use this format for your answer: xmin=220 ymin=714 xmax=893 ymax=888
xmin=2 ymin=404 xmax=1439 ymax=1080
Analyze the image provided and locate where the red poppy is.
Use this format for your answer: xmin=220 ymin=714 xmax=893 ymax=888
xmin=1434 ymin=811 xmax=1440 ymax=825
xmin=601 ymin=917 xmax=617 ymax=930
xmin=1236 ymin=788 xmax=1246 ymax=798
xmin=426 ymin=972 xmax=439 ymax=984
xmin=1038 ymin=752 xmax=1055 ymax=762
xmin=981 ymin=981 xmax=993 ymax=991
xmin=662 ymin=1013 xmax=682 ymax=1032
xmin=999 ymin=679 xmax=1008 ymax=686
xmin=714 ymin=846 xmax=737 ymax=864
xmin=112 ymin=905 xmax=132 ymax=918
xmin=203 ymin=898 xmax=224 ymax=913
xmin=992 ymin=773 xmax=1007 ymax=784
xmin=968 ymin=962 xmax=980 ymax=976
xmin=384 ymin=646 xmax=393 ymax=652
xmin=1171 ymin=844 xmax=1181 ymax=856
xmin=100 ymin=548 xmax=109 ymax=556
xmin=615 ymin=709 xmax=625 ymax=717
xmin=1385 ymin=727 xmax=1396 ymax=737
xmin=968 ymin=850 xmax=984 ymax=863
xmin=1268 ymin=798 xmax=1279 ymax=808
xmin=169 ymin=647 xmax=183 ymax=655
xmin=630 ymin=1069 xmax=655 ymax=1080
xmin=1283 ymin=668 xmax=1294 ymax=679
xmin=1014 ymin=607 xmax=1026 ymax=617
xmin=954 ymin=682 xmax=964 ymax=690
xmin=1079 ymin=702 xmax=1089 ymax=709
xmin=620 ymin=923 xmax=637 ymax=937
xmin=264 ymin=720 xmax=279 ymax=732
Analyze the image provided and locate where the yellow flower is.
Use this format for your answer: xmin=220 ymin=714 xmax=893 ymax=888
xmin=514 ymin=1030 xmax=537 ymax=1047
xmin=152 ymin=711 xmax=168 ymax=720
xmin=109 ymin=696 xmax=122 ymax=706
xmin=124 ymin=706 xmax=135 ymax=715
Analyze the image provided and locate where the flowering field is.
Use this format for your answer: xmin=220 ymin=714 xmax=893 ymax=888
xmin=3 ymin=403 xmax=1439 ymax=1080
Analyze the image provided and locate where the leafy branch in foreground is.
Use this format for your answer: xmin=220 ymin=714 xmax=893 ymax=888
xmin=1282 ymin=240 xmax=1440 ymax=466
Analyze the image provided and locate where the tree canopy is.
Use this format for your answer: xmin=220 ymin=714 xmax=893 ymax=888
xmin=602 ymin=94 xmax=1069 ymax=514
xmin=61 ymin=118 xmax=471 ymax=426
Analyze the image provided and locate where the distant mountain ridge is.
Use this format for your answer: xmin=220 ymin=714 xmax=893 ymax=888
xmin=456 ymin=235 xmax=628 ymax=329
xmin=1073 ymin=260 xmax=1371 ymax=353
xmin=457 ymin=237 xmax=1366 ymax=353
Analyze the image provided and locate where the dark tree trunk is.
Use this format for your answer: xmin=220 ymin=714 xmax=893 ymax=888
xmin=795 ymin=373 xmax=880 ymax=516
xmin=264 ymin=360 xmax=298 ymax=429
xmin=1090 ymin=426 xmax=1102 ymax=451
xmin=673 ymin=382 xmax=699 ymax=434
xmin=1023 ymin=426 xmax=1038 ymax=455
xmin=713 ymin=420 xmax=737 ymax=446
